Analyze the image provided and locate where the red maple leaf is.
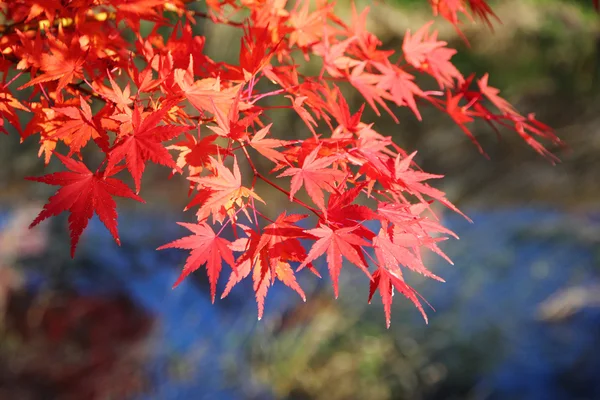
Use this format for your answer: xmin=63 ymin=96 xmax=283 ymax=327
xmin=277 ymin=145 xmax=345 ymax=212
xmin=286 ymin=95 xmax=319 ymax=138
xmin=106 ymin=104 xmax=190 ymax=193
xmin=19 ymin=34 xmax=86 ymax=93
xmin=0 ymin=87 xmax=28 ymax=135
xmin=467 ymin=0 xmax=500 ymax=29
xmin=373 ymin=227 xmax=444 ymax=283
xmin=298 ymin=224 xmax=371 ymax=298
xmin=442 ymin=91 xmax=483 ymax=153
xmin=189 ymin=156 xmax=264 ymax=223
xmin=53 ymin=96 xmax=109 ymax=155
xmin=238 ymin=26 xmax=279 ymax=81
xmin=174 ymin=66 xmax=237 ymax=117
xmin=111 ymin=0 xmax=166 ymax=30
xmin=429 ymin=0 xmax=470 ymax=30
xmin=93 ymin=73 xmax=133 ymax=111
xmin=372 ymin=61 xmax=423 ymax=120
xmin=368 ymin=267 xmax=427 ymax=328
xmin=20 ymin=0 xmax=62 ymax=25
xmin=208 ymin=89 xmax=259 ymax=141
xmin=257 ymin=213 xmax=319 ymax=276
xmin=222 ymin=224 xmax=307 ymax=319
xmin=248 ymin=123 xmax=288 ymax=164
xmin=288 ymin=0 xmax=330 ymax=50
xmin=348 ymin=61 xmax=397 ymax=121
xmin=326 ymin=183 xmax=379 ymax=241
xmin=313 ymin=35 xmax=360 ymax=78
xmin=477 ymin=73 xmax=518 ymax=116
xmin=323 ymin=86 xmax=365 ymax=134
xmin=27 ymin=152 xmax=144 ymax=257
xmin=158 ymin=222 xmax=236 ymax=302
xmin=403 ymin=22 xmax=463 ymax=88
xmin=169 ymin=130 xmax=223 ymax=175
xmin=390 ymin=152 xmax=467 ymax=218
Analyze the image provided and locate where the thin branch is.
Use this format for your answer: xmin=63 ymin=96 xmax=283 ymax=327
xmin=192 ymin=11 xmax=244 ymax=28
xmin=240 ymin=144 xmax=322 ymax=218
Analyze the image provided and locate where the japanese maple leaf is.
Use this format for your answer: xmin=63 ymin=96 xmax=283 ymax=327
xmin=257 ymin=213 xmax=319 ymax=276
xmin=477 ymin=73 xmax=518 ymax=116
xmin=511 ymin=114 xmax=563 ymax=163
xmin=345 ymin=2 xmax=370 ymax=43
xmin=368 ymin=267 xmax=427 ymax=328
xmin=174 ymin=65 xmax=237 ymax=116
xmin=289 ymin=0 xmax=330 ymax=50
xmin=347 ymin=124 xmax=396 ymax=171
xmin=257 ymin=259 xmax=306 ymax=320
xmin=133 ymin=62 xmax=163 ymax=93
xmin=27 ymin=152 xmax=144 ymax=257
xmin=312 ymin=34 xmax=359 ymax=78
xmin=323 ymin=86 xmax=365 ymax=134
xmin=238 ymin=26 xmax=278 ymax=80
xmin=15 ymin=29 xmax=44 ymax=73
xmin=277 ymin=145 xmax=345 ymax=212
xmin=93 ymin=73 xmax=133 ymax=111
xmin=248 ymin=123 xmax=288 ymax=164
xmin=293 ymin=80 xmax=333 ymax=124
xmin=242 ymin=256 xmax=306 ymax=320
xmin=393 ymin=223 xmax=454 ymax=267
xmin=402 ymin=22 xmax=444 ymax=66
xmin=168 ymin=130 xmax=223 ymax=176
xmin=285 ymin=95 xmax=319 ymax=138
xmin=373 ymin=227 xmax=444 ymax=283
xmin=174 ymin=25 xmax=217 ymax=76
xmin=378 ymin=202 xmax=457 ymax=241
xmin=515 ymin=122 xmax=560 ymax=164
xmin=22 ymin=0 xmax=62 ymax=25
xmin=208 ymin=89 xmax=259 ymax=141
xmin=53 ymin=97 xmax=109 ymax=155
xmin=111 ymin=0 xmax=166 ymax=30
xmin=372 ymin=61 xmax=423 ymax=120
xmin=106 ymin=104 xmax=190 ymax=193
xmin=445 ymin=92 xmax=474 ymax=125
xmin=348 ymin=62 xmax=397 ymax=122
xmin=158 ymin=222 xmax=236 ymax=302
xmin=377 ymin=201 xmax=458 ymax=268
xmin=402 ymin=22 xmax=463 ymax=88
xmin=389 ymin=152 xmax=467 ymax=218
xmin=19 ymin=34 xmax=86 ymax=93
xmin=223 ymin=226 xmax=306 ymax=319
xmin=21 ymin=99 xmax=60 ymax=161
xmin=326 ymin=184 xmax=378 ymax=240
xmin=444 ymin=92 xmax=483 ymax=153
xmin=467 ymin=0 xmax=500 ymax=29
xmin=0 ymin=87 xmax=28 ymax=135
xmin=298 ymin=224 xmax=371 ymax=298
xmin=430 ymin=0 xmax=470 ymax=28
xmin=393 ymin=152 xmax=443 ymax=188
xmin=190 ymin=156 xmax=264 ymax=223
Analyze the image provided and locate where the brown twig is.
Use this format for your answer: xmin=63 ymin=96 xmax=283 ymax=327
xmin=192 ymin=10 xmax=244 ymax=28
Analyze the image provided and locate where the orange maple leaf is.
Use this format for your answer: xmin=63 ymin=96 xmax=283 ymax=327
xmin=190 ymin=156 xmax=264 ymax=223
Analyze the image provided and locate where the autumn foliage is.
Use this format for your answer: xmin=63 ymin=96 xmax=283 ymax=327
xmin=0 ymin=0 xmax=567 ymax=326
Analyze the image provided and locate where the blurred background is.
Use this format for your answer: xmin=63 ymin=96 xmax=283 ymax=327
xmin=1 ymin=0 xmax=600 ymax=399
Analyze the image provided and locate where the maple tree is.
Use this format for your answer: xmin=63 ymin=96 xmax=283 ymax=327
xmin=0 ymin=0 xmax=579 ymax=327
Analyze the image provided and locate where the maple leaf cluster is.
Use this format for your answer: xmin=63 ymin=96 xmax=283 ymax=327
xmin=0 ymin=0 xmax=565 ymax=326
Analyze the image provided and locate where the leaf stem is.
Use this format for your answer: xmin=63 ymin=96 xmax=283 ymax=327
xmin=240 ymin=144 xmax=321 ymax=218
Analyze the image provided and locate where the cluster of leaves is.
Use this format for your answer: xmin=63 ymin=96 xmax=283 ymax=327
xmin=0 ymin=0 xmax=567 ymax=326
